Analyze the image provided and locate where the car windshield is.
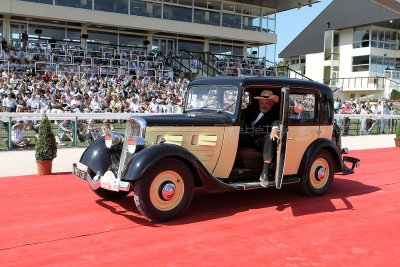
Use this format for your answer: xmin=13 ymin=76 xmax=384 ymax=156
xmin=185 ymin=85 xmax=239 ymax=115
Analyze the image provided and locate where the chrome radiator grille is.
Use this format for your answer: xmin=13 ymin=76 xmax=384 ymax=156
xmin=117 ymin=117 xmax=147 ymax=180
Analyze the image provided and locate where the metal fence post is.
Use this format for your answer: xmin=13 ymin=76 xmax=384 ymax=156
xmin=73 ymin=117 xmax=77 ymax=147
xmin=8 ymin=117 xmax=12 ymax=151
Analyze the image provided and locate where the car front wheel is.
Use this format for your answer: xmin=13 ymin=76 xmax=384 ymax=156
xmin=301 ymin=150 xmax=334 ymax=196
xmin=134 ymin=158 xmax=194 ymax=222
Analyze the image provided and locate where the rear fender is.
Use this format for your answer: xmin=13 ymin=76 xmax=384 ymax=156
xmin=298 ymin=138 xmax=343 ymax=176
xmin=332 ymin=122 xmax=342 ymax=151
xmin=79 ymin=137 xmax=112 ymax=175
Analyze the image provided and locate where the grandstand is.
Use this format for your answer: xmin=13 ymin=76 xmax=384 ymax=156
xmin=0 ymin=0 xmax=318 ymax=79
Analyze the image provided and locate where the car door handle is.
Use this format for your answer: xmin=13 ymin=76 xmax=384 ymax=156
xmin=287 ymin=137 xmax=294 ymax=141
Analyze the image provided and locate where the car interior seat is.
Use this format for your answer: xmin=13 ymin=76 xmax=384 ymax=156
xmin=235 ymin=87 xmax=280 ymax=170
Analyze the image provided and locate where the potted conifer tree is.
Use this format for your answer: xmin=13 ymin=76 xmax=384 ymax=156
xmin=35 ymin=114 xmax=57 ymax=175
xmin=395 ymin=123 xmax=400 ymax=148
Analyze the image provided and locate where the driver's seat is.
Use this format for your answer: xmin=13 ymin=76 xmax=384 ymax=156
xmin=235 ymin=147 xmax=264 ymax=169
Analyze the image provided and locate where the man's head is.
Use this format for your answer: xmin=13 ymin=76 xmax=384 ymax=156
xmin=254 ymin=90 xmax=279 ymax=113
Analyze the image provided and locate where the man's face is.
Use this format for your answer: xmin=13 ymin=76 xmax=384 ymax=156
xmin=259 ymin=99 xmax=275 ymax=113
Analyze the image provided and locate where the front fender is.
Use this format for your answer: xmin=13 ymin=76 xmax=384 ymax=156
xmin=80 ymin=137 xmax=112 ymax=175
xmin=299 ymin=138 xmax=343 ymax=176
xmin=333 ymin=122 xmax=342 ymax=151
xmin=124 ymin=144 xmax=233 ymax=193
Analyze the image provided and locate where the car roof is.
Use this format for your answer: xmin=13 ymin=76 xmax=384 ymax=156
xmin=189 ymin=77 xmax=333 ymax=98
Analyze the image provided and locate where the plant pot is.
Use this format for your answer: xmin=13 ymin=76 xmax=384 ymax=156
xmin=395 ymin=138 xmax=400 ymax=148
xmin=37 ymin=160 xmax=53 ymax=175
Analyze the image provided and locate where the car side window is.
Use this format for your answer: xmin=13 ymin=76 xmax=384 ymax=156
xmin=241 ymin=92 xmax=250 ymax=109
xmin=288 ymin=93 xmax=316 ymax=121
xmin=223 ymin=88 xmax=238 ymax=114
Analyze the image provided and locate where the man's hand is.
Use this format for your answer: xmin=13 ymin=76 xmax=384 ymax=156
xmin=270 ymin=127 xmax=279 ymax=141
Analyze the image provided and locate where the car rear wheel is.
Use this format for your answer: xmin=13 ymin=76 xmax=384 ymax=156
xmin=134 ymin=158 xmax=194 ymax=222
xmin=87 ymin=168 xmax=130 ymax=200
xmin=301 ymin=150 xmax=334 ymax=196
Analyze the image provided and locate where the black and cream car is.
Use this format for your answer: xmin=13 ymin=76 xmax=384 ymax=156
xmin=73 ymin=77 xmax=360 ymax=222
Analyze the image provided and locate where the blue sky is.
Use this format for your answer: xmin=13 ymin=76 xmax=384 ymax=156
xmin=274 ymin=0 xmax=333 ymax=60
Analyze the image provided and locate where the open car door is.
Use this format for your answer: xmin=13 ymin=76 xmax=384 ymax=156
xmin=275 ymin=87 xmax=290 ymax=189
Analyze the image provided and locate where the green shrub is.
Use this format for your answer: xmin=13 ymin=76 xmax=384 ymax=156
xmin=396 ymin=123 xmax=400 ymax=139
xmin=390 ymin=89 xmax=400 ymax=101
xmin=35 ymin=114 xmax=57 ymax=161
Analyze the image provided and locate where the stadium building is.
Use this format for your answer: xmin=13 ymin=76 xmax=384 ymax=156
xmin=279 ymin=0 xmax=400 ymax=100
xmin=0 ymin=0 xmax=318 ymax=78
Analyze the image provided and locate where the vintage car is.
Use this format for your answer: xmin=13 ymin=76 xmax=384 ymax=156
xmin=73 ymin=77 xmax=360 ymax=222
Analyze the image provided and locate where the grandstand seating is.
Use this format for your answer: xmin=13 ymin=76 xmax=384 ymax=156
xmin=0 ymin=39 xmax=284 ymax=79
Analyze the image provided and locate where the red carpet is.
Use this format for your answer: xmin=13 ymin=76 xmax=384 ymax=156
xmin=0 ymin=148 xmax=399 ymax=266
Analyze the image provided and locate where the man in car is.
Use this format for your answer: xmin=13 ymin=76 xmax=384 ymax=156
xmin=240 ymin=90 xmax=280 ymax=187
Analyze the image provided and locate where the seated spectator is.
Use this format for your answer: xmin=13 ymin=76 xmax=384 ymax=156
xmin=56 ymin=119 xmax=74 ymax=145
xmin=81 ymin=98 xmax=91 ymax=113
xmin=141 ymin=99 xmax=149 ymax=113
xmin=2 ymin=91 xmax=17 ymax=112
xmin=120 ymin=98 xmax=129 ymax=113
xmin=59 ymin=95 xmax=70 ymax=112
xmin=70 ymin=93 xmax=82 ymax=113
xmin=148 ymin=97 xmax=159 ymax=113
xmin=76 ymin=120 xmax=88 ymax=142
xmin=89 ymin=94 xmax=102 ymax=112
xmin=38 ymin=94 xmax=49 ymax=112
xmin=11 ymin=120 xmax=32 ymax=148
xmin=108 ymin=95 xmax=121 ymax=113
xmin=128 ymin=97 xmax=142 ymax=113
xmin=101 ymin=119 xmax=114 ymax=135
xmin=49 ymin=95 xmax=63 ymax=113
xmin=26 ymin=93 xmax=39 ymax=112
xmin=15 ymin=92 xmax=27 ymax=112
xmin=85 ymin=119 xmax=100 ymax=142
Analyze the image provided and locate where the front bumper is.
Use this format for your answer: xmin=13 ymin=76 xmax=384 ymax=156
xmin=72 ymin=163 xmax=130 ymax=192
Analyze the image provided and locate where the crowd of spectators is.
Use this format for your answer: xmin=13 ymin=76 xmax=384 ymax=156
xmin=0 ymin=68 xmax=189 ymax=114
xmin=0 ymin=40 xmax=190 ymax=149
xmin=0 ymin=66 xmax=190 ymax=148
xmin=335 ymin=97 xmax=399 ymax=134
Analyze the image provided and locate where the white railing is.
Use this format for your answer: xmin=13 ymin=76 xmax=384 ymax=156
xmin=0 ymin=112 xmax=399 ymax=151
xmin=1 ymin=112 xmax=398 ymax=126
xmin=0 ymin=109 xmax=184 ymax=122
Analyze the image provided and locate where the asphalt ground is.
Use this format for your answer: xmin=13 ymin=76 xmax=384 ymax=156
xmin=0 ymin=134 xmax=396 ymax=177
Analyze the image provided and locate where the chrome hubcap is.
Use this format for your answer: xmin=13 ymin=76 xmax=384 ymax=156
xmin=160 ymin=183 xmax=176 ymax=201
xmin=150 ymin=170 xmax=184 ymax=211
xmin=310 ymin=158 xmax=330 ymax=189
xmin=316 ymin=167 xmax=326 ymax=181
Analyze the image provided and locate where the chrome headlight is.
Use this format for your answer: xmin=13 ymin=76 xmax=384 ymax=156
xmin=105 ymin=131 xmax=123 ymax=149
xmin=126 ymin=136 xmax=145 ymax=154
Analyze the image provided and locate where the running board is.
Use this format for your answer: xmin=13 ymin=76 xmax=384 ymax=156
xmin=229 ymin=177 xmax=301 ymax=190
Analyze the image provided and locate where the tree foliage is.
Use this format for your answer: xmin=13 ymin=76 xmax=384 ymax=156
xmin=396 ymin=123 xmax=400 ymax=139
xmin=35 ymin=114 xmax=57 ymax=161
xmin=390 ymin=89 xmax=400 ymax=100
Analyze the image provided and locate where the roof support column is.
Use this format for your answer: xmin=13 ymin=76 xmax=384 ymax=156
xmin=243 ymin=44 xmax=248 ymax=59
xmin=146 ymin=32 xmax=153 ymax=54
xmin=2 ymin=15 xmax=11 ymax=43
xmin=81 ymin=23 xmax=88 ymax=50
xmin=204 ymin=38 xmax=209 ymax=52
